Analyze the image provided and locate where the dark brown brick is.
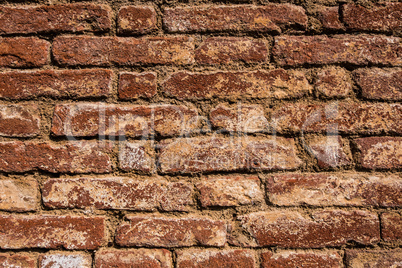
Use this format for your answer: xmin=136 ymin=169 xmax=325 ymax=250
xmin=43 ymin=177 xmax=194 ymax=211
xmin=0 ymin=215 xmax=105 ymax=249
xmin=162 ymin=69 xmax=312 ymax=100
xmin=266 ymin=173 xmax=402 ymax=207
xmin=315 ymin=67 xmax=352 ymax=98
xmin=0 ymin=104 xmax=40 ymax=137
xmin=0 ymin=70 xmax=112 ymax=100
xmin=39 ymin=252 xmax=92 ymax=268
xmin=119 ymin=72 xmax=157 ymax=100
xmin=163 ymin=4 xmax=307 ymax=33
xmin=118 ymin=6 xmax=157 ymax=34
xmin=273 ymin=35 xmax=402 ymax=66
xmin=0 ymin=253 xmax=36 ymax=268
xmin=95 ymin=249 xmax=172 ymax=268
xmin=119 ymin=141 xmax=155 ymax=173
xmin=0 ymin=141 xmax=113 ymax=173
xmin=116 ymin=216 xmax=226 ymax=247
xmin=317 ymin=6 xmax=344 ymax=30
xmin=306 ymin=136 xmax=352 ymax=168
xmin=0 ymin=4 xmax=111 ymax=34
xmin=353 ymin=68 xmax=402 ymax=101
xmin=53 ymin=36 xmax=194 ymax=66
xmin=239 ymin=210 xmax=380 ymax=248
xmin=345 ymin=249 xmax=402 ymax=268
xmin=0 ymin=178 xmax=39 ymax=212
xmin=355 ymin=137 xmax=402 ymax=170
xmin=382 ymin=212 xmax=402 ymax=242
xmin=195 ymin=37 xmax=268 ymax=65
xmin=261 ymin=250 xmax=343 ymax=268
xmin=0 ymin=37 xmax=49 ymax=68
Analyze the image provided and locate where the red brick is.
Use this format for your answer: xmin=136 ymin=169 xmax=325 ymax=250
xmin=239 ymin=210 xmax=380 ymax=248
xmin=343 ymin=3 xmax=402 ymax=32
xmin=317 ymin=6 xmax=344 ymax=30
xmin=116 ymin=215 xmax=226 ymax=247
xmin=273 ymin=35 xmax=402 ymax=66
xmin=0 ymin=69 xmax=112 ymax=100
xmin=0 ymin=253 xmax=36 ymax=268
xmin=0 ymin=178 xmax=39 ymax=212
xmin=39 ymin=252 xmax=92 ymax=268
xmin=261 ymin=250 xmax=343 ymax=268
xmin=43 ymin=177 xmax=194 ymax=211
xmin=158 ymin=136 xmax=302 ymax=174
xmin=353 ymin=68 xmax=402 ymax=101
xmin=0 ymin=141 xmax=113 ymax=173
xmin=0 ymin=4 xmax=111 ymax=34
xmin=306 ymin=136 xmax=352 ymax=168
xmin=0 ymin=215 xmax=105 ymax=249
xmin=176 ymin=249 xmax=256 ymax=268
xmin=163 ymin=4 xmax=307 ymax=33
xmin=355 ymin=137 xmax=402 ymax=170
xmin=95 ymin=249 xmax=172 ymax=268
xmin=0 ymin=37 xmax=49 ymax=68
xmin=52 ymin=103 xmax=198 ymax=137
xmin=119 ymin=142 xmax=155 ymax=173
xmin=119 ymin=72 xmax=157 ymax=100
xmin=345 ymin=249 xmax=402 ymax=268
xmin=196 ymin=176 xmax=264 ymax=207
xmin=210 ymin=104 xmax=268 ymax=133
xmin=0 ymin=104 xmax=40 ymax=137
xmin=266 ymin=173 xmax=402 ymax=207
xmin=118 ymin=6 xmax=157 ymax=34
xmin=162 ymin=69 xmax=312 ymax=100
xmin=195 ymin=37 xmax=268 ymax=65
xmin=53 ymin=36 xmax=194 ymax=66
xmin=382 ymin=212 xmax=402 ymax=242
xmin=315 ymin=67 xmax=352 ymax=98
xmin=272 ymin=102 xmax=402 ymax=134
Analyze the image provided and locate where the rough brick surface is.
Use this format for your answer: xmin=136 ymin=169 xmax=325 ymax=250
xmin=317 ymin=6 xmax=344 ymax=30
xmin=273 ymin=35 xmax=402 ymax=66
xmin=162 ymin=69 xmax=312 ymax=100
xmin=314 ymin=67 xmax=352 ymax=98
xmin=116 ymin=216 xmax=227 ymax=247
xmin=95 ymin=249 xmax=172 ymax=268
xmin=381 ymin=213 xmax=402 ymax=242
xmin=119 ymin=141 xmax=155 ymax=172
xmin=118 ymin=6 xmax=157 ymax=34
xmin=306 ymin=136 xmax=352 ymax=168
xmin=53 ymin=36 xmax=194 ymax=66
xmin=0 ymin=37 xmax=49 ymax=68
xmin=0 ymin=104 xmax=40 ymax=137
xmin=266 ymin=173 xmax=402 ymax=207
xmin=118 ymin=72 xmax=157 ymax=100
xmin=261 ymin=250 xmax=343 ymax=268
xmin=239 ymin=210 xmax=380 ymax=248
xmin=0 ymin=253 xmax=36 ymax=268
xmin=345 ymin=249 xmax=402 ymax=268
xmin=39 ymin=252 xmax=92 ymax=268
xmin=0 ymin=215 xmax=105 ymax=249
xmin=43 ymin=177 xmax=194 ymax=211
xmin=0 ymin=178 xmax=39 ymax=212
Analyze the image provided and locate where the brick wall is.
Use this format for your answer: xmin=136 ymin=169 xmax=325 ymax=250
xmin=0 ymin=0 xmax=401 ymax=267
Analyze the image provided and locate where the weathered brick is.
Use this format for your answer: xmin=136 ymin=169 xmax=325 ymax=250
xmin=317 ymin=6 xmax=344 ymax=30
xmin=119 ymin=142 xmax=155 ymax=172
xmin=43 ymin=177 xmax=194 ymax=211
xmin=355 ymin=137 xmax=402 ymax=169
xmin=0 ymin=178 xmax=39 ymax=212
xmin=195 ymin=37 xmax=268 ymax=65
xmin=273 ymin=35 xmax=402 ymax=66
xmin=345 ymin=249 xmax=402 ymax=268
xmin=272 ymin=102 xmax=402 ymax=134
xmin=261 ymin=250 xmax=343 ymax=268
xmin=162 ymin=69 xmax=312 ymax=100
xmin=119 ymin=72 xmax=157 ymax=100
xmin=343 ymin=3 xmax=402 ymax=32
xmin=0 ymin=69 xmax=112 ymax=100
xmin=306 ymin=136 xmax=352 ymax=168
xmin=239 ymin=210 xmax=380 ymax=248
xmin=0 ymin=141 xmax=113 ymax=173
xmin=266 ymin=173 xmax=402 ymax=207
xmin=118 ymin=6 xmax=157 ymax=34
xmin=382 ymin=212 xmax=402 ymax=242
xmin=39 ymin=252 xmax=92 ymax=268
xmin=158 ymin=136 xmax=302 ymax=174
xmin=315 ymin=67 xmax=352 ymax=98
xmin=0 ymin=253 xmax=36 ymax=268
xmin=53 ymin=36 xmax=194 ymax=66
xmin=353 ymin=68 xmax=402 ymax=101
xmin=196 ymin=176 xmax=264 ymax=207
xmin=52 ymin=103 xmax=198 ymax=137
xmin=163 ymin=4 xmax=307 ymax=33
xmin=95 ymin=249 xmax=172 ymax=268
xmin=0 ymin=104 xmax=40 ymax=137
xmin=0 ymin=37 xmax=49 ymax=68
xmin=210 ymin=104 xmax=268 ymax=133
xmin=0 ymin=215 xmax=105 ymax=249
xmin=116 ymin=216 xmax=226 ymax=247
xmin=0 ymin=4 xmax=111 ymax=34
xmin=176 ymin=249 xmax=256 ymax=268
